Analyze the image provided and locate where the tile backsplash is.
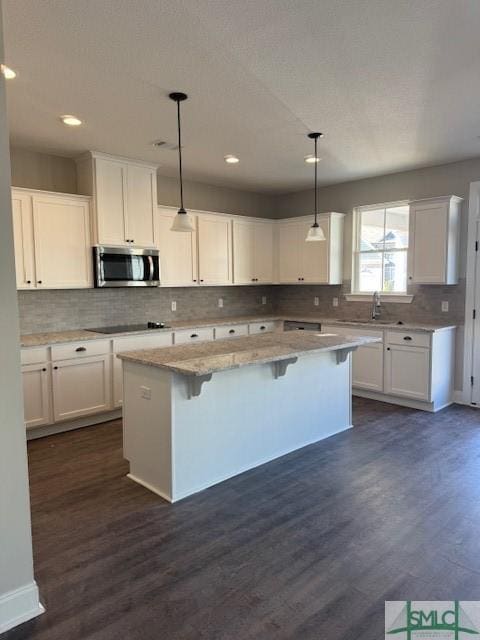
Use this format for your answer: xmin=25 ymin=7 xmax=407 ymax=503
xmin=18 ymin=279 xmax=465 ymax=334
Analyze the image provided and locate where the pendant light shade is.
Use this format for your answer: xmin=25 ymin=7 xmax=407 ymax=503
xmin=169 ymin=92 xmax=194 ymax=233
xmin=305 ymin=132 xmax=325 ymax=242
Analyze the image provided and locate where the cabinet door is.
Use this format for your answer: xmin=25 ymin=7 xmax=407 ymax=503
xmin=411 ymin=202 xmax=447 ymax=283
xmin=301 ymin=219 xmax=329 ymax=283
xmin=22 ymin=363 xmax=52 ymax=429
xmin=197 ymin=215 xmax=232 ymax=284
xmin=254 ymin=222 xmax=274 ymax=283
xmin=125 ymin=165 xmax=156 ymax=247
xmin=384 ymin=345 xmax=430 ymax=401
xmin=95 ymin=157 xmax=127 ymax=245
xmin=52 ymin=355 xmax=112 ymax=421
xmin=11 ymin=191 xmax=36 ymax=289
xmin=233 ymin=220 xmax=255 ymax=284
xmin=352 ymin=345 xmax=384 ymax=392
xmin=155 ymin=208 xmax=198 ymax=286
xmin=277 ymin=221 xmax=300 ymax=283
xmin=32 ymin=195 xmax=92 ymax=288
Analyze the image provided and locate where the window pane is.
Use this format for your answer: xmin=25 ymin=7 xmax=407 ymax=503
xmin=360 ymin=209 xmax=385 ymax=251
xmin=383 ymin=251 xmax=407 ymax=292
xmin=358 ymin=252 xmax=382 ymax=292
xmin=385 ymin=205 xmax=409 ymax=249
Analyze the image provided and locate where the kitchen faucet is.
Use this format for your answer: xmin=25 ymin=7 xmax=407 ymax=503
xmin=371 ymin=291 xmax=381 ymax=320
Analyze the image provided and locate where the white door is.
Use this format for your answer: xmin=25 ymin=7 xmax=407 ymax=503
xmin=11 ymin=191 xmax=36 ymax=289
xmin=277 ymin=221 xmax=300 ymax=283
xmin=52 ymin=355 xmax=112 ymax=421
xmin=254 ymin=222 xmax=274 ymax=283
xmin=301 ymin=219 xmax=329 ymax=283
xmin=95 ymin=157 xmax=128 ymax=245
xmin=32 ymin=195 xmax=92 ymax=288
xmin=125 ymin=165 xmax=156 ymax=247
xmin=197 ymin=215 xmax=232 ymax=284
xmin=233 ymin=220 xmax=255 ymax=284
xmin=411 ymin=201 xmax=447 ymax=283
xmin=22 ymin=363 xmax=52 ymax=428
xmin=155 ymin=208 xmax=198 ymax=286
xmin=352 ymin=345 xmax=384 ymax=392
xmin=384 ymin=345 xmax=430 ymax=400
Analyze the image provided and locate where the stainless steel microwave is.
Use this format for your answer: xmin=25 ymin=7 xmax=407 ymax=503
xmin=93 ymin=246 xmax=160 ymax=287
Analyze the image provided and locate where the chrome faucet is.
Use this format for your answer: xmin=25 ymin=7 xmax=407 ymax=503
xmin=371 ymin=291 xmax=381 ymax=320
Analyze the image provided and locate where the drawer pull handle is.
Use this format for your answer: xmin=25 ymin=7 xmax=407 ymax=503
xmin=75 ymin=346 xmax=87 ymax=352
xmin=190 ymin=333 xmax=198 ymax=338
xmin=260 ymin=326 xmax=266 ymax=330
xmin=403 ymin=336 xmax=412 ymax=341
xmin=229 ymin=329 xmax=235 ymax=334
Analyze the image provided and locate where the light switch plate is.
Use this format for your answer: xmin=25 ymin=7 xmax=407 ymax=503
xmin=262 ymin=296 xmax=267 ymax=305
xmin=314 ymin=297 xmax=319 ymax=307
xmin=171 ymin=300 xmax=177 ymax=312
xmin=218 ymin=298 xmax=224 ymax=308
xmin=141 ymin=386 xmax=151 ymax=400
xmin=333 ymin=297 xmax=339 ymax=307
xmin=441 ymin=301 xmax=449 ymax=312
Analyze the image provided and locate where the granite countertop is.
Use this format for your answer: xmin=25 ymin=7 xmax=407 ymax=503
xmin=117 ymin=332 xmax=380 ymax=376
xmin=20 ymin=314 xmax=457 ymax=348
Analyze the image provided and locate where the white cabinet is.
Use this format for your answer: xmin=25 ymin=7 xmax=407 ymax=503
xmin=214 ymin=323 xmax=249 ymax=339
xmin=409 ymin=195 xmax=462 ymax=285
xmin=22 ymin=363 xmax=52 ymax=429
xmin=154 ymin=207 xmax=198 ymax=286
xmin=384 ymin=344 xmax=430 ymax=401
xmin=174 ymin=327 xmax=215 ymax=345
xmin=233 ymin=219 xmax=274 ymax=284
xmin=52 ymin=354 xmax=112 ymax=422
xmin=11 ymin=188 xmax=92 ymax=290
xmin=276 ymin=213 xmax=344 ymax=284
xmin=197 ymin=214 xmax=232 ymax=285
xmin=76 ymin=152 xmax=157 ymax=248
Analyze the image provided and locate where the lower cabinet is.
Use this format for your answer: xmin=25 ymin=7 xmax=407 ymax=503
xmin=384 ymin=344 xmax=430 ymax=401
xmin=22 ymin=363 xmax=52 ymax=429
xmin=52 ymin=355 xmax=112 ymax=422
xmin=352 ymin=344 xmax=384 ymax=392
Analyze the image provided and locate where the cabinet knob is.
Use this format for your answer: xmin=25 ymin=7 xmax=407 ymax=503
xmin=200 ymin=279 xmax=204 ymax=283
xmin=42 ymin=367 xmax=47 ymax=372
xmin=53 ymin=366 xmax=58 ymax=370
xmin=37 ymin=280 xmax=42 ymax=284
xmin=193 ymin=279 xmax=197 ymax=282
xmin=27 ymin=280 xmax=31 ymax=284
xmin=386 ymin=347 xmax=390 ymax=351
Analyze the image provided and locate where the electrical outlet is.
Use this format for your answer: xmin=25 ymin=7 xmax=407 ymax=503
xmin=332 ymin=297 xmax=339 ymax=307
xmin=218 ymin=298 xmax=224 ymax=308
xmin=314 ymin=296 xmax=319 ymax=306
xmin=171 ymin=300 xmax=177 ymax=312
xmin=262 ymin=296 xmax=267 ymax=305
xmin=441 ymin=300 xmax=449 ymax=312
xmin=141 ymin=386 xmax=151 ymax=400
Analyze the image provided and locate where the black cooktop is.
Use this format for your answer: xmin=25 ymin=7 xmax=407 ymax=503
xmin=86 ymin=322 xmax=169 ymax=334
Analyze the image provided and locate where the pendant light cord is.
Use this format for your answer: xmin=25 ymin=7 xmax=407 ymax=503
xmin=314 ymin=135 xmax=318 ymax=226
xmin=176 ymin=99 xmax=184 ymax=211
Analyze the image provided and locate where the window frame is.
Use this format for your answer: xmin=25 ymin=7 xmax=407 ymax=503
xmin=352 ymin=200 xmax=410 ymax=296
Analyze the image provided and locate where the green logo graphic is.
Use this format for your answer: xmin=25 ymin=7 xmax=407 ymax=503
xmin=386 ymin=601 xmax=480 ymax=639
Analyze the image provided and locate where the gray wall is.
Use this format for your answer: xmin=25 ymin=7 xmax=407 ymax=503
xmin=0 ymin=5 xmax=39 ymax=631
xmin=10 ymin=147 xmax=275 ymax=218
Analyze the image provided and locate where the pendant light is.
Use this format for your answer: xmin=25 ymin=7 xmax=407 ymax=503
xmin=169 ymin=92 xmax=195 ymax=232
xmin=305 ymin=132 xmax=326 ymax=242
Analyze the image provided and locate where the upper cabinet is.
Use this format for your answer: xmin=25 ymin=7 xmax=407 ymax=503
xmin=276 ymin=213 xmax=344 ymax=284
xmin=409 ymin=195 xmax=462 ymax=285
xmin=12 ymin=188 xmax=92 ymax=290
xmin=154 ymin=207 xmax=198 ymax=286
xmin=197 ymin=214 xmax=233 ymax=285
xmin=76 ymin=152 xmax=157 ymax=248
xmin=233 ymin=219 xmax=274 ymax=284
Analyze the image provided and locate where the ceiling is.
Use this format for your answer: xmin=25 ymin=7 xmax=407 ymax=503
xmin=3 ymin=0 xmax=480 ymax=193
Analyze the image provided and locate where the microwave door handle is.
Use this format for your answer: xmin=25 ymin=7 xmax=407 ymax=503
xmin=147 ymin=255 xmax=154 ymax=281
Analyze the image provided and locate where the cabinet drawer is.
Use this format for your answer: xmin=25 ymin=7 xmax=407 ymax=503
xmin=174 ymin=327 xmax=214 ymax=345
xmin=215 ymin=324 xmax=249 ymax=340
xmin=249 ymin=321 xmax=279 ymax=335
xmin=51 ymin=339 xmax=111 ymax=361
xmin=113 ymin=332 xmax=173 ymax=353
xmin=21 ymin=346 xmax=49 ymax=365
xmin=386 ymin=331 xmax=430 ymax=348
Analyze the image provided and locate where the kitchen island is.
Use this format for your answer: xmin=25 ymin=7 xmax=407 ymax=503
xmin=118 ymin=331 xmax=378 ymax=502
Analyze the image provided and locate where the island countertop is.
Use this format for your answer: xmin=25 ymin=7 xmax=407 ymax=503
xmin=117 ymin=331 xmax=379 ymax=376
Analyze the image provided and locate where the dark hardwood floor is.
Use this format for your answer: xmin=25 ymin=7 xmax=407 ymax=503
xmin=4 ymin=398 xmax=480 ymax=640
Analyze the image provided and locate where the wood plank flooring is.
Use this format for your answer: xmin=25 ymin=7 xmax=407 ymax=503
xmin=3 ymin=398 xmax=480 ymax=640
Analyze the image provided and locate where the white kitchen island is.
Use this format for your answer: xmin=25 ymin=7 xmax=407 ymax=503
xmin=118 ymin=332 xmax=377 ymax=502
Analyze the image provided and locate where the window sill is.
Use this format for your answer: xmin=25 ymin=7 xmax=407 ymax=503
xmin=344 ymin=293 xmax=414 ymax=304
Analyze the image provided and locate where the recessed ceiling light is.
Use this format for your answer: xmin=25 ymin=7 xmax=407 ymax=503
xmin=304 ymin=154 xmax=321 ymax=164
xmin=224 ymin=154 xmax=240 ymax=164
xmin=1 ymin=64 xmax=16 ymax=79
xmin=61 ymin=115 xmax=83 ymax=127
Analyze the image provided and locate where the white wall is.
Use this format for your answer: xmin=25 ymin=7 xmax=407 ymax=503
xmin=0 ymin=2 xmax=43 ymax=633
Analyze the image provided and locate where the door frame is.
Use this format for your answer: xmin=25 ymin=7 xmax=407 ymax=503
xmin=461 ymin=180 xmax=480 ymax=405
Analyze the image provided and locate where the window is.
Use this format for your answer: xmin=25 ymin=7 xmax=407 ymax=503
xmin=353 ymin=202 xmax=409 ymax=293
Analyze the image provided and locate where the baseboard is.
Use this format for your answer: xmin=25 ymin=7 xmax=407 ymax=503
xmin=126 ymin=473 xmax=172 ymax=503
xmin=0 ymin=582 xmax=45 ymax=634
xmin=353 ymin=389 xmax=436 ymax=412
xmin=27 ymin=409 xmax=122 ymax=440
